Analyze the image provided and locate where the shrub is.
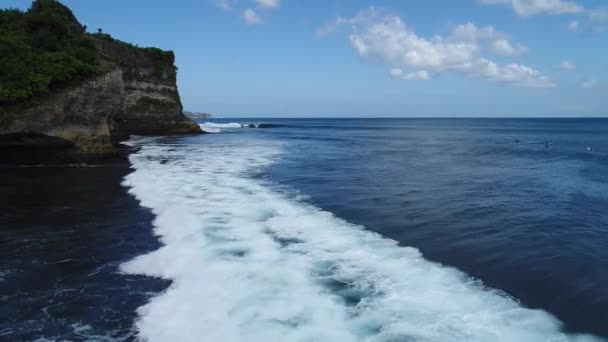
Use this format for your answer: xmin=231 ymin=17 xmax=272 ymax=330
xmin=0 ymin=0 xmax=103 ymax=107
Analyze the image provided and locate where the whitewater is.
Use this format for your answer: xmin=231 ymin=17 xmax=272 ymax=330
xmin=199 ymin=122 xmax=266 ymax=133
xmin=120 ymin=135 xmax=602 ymax=342
xmin=198 ymin=122 xmax=243 ymax=133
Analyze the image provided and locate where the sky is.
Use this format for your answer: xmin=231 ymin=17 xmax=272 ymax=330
xmin=2 ymin=0 xmax=607 ymax=117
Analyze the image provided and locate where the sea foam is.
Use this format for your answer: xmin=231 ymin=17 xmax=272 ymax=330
xmin=121 ymin=136 xmax=603 ymax=342
xmin=199 ymin=122 xmax=243 ymax=133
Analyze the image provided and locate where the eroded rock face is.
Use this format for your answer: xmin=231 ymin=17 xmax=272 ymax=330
xmin=2 ymin=69 xmax=122 ymax=159
xmin=0 ymin=37 xmax=202 ymax=163
xmin=94 ymin=37 xmax=202 ymax=140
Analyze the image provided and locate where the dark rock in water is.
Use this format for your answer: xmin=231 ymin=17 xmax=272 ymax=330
xmin=0 ymin=1 xmax=202 ymax=164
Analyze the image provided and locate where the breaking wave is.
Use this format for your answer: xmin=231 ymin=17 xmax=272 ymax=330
xmin=199 ymin=122 xmax=288 ymax=133
xmin=121 ymin=136 xmax=602 ymax=342
xmin=199 ymin=122 xmax=243 ymax=133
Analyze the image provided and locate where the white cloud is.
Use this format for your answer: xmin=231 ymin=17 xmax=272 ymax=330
xmin=491 ymin=39 xmax=527 ymax=56
xmin=581 ymin=80 xmax=597 ymax=89
xmin=243 ymin=8 xmax=262 ymax=24
xmin=256 ymin=0 xmax=280 ymax=9
xmin=390 ymin=68 xmax=431 ymax=80
xmin=589 ymin=8 xmax=608 ymax=32
xmin=450 ymin=22 xmax=502 ymax=41
xmin=215 ymin=0 xmax=280 ymax=25
xmin=215 ymin=0 xmax=236 ymax=10
xmin=316 ymin=18 xmax=347 ymax=37
xmin=348 ymin=20 xmax=478 ymax=70
xmin=390 ymin=68 xmax=404 ymax=77
xmin=474 ymin=59 xmax=555 ymax=87
xmin=478 ymin=0 xmax=584 ymax=17
xmin=478 ymin=0 xmax=607 ymax=33
xmin=559 ymin=60 xmax=576 ymax=70
xmin=324 ymin=9 xmax=554 ymax=88
xmin=567 ymin=20 xmax=579 ymax=31
xmin=449 ymin=23 xmax=527 ymax=57
xmin=316 ymin=7 xmax=382 ymax=38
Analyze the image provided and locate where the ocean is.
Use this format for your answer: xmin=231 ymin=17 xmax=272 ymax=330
xmin=2 ymin=118 xmax=607 ymax=341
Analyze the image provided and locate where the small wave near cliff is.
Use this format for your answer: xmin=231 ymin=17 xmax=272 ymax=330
xmin=199 ymin=122 xmax=243 ymax=133
xmin=199 ymin=122 xmax=286 ymax=133
xmin=121 ymin=136 xmax=604 ymax=342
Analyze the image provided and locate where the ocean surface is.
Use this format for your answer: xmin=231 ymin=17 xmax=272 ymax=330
xmin=2 ymin=118 xmax=608 ymax=341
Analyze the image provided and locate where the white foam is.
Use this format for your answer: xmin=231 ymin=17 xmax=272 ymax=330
xmin=199 ymin=124 xmax=221 ymax=133
xmin=121 ymin=137 xmax=603 ymax=342
xmin=199 ymin=122 xmax=244 ymax=133
xmin=202 ymin=122 xmax=243 ymax=128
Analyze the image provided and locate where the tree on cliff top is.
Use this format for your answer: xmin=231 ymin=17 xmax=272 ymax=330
xmin=0 ymin=0 xmax=102 ymax=107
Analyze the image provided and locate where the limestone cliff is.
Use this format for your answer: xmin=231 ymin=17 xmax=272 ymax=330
xmin=94 ymin=37 xmax=202 ymax=140
xmin=0 ymin=1 xmax=202 ymax=163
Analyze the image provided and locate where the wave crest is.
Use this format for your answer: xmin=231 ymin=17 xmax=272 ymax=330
xmin=199 ymin=122 xmax=243 ymax=133
xmin=121 ymin=137 xmax=603 ymax=342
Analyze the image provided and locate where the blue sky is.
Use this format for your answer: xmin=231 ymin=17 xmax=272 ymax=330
xmin=2 ymin=0 xmax=607 ymax=117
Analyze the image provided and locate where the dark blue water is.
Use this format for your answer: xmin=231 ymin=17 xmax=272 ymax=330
xmin=0 ymin=165 xmax=169 ymax=341
xmin=2 ymin=118 xmax=607 ymax=340
xmin=202 ymin=118 xmax=608 ymax=337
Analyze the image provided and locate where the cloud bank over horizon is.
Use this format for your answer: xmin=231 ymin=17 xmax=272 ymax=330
xmin=319 ymin=8 xmax=555 ymax=88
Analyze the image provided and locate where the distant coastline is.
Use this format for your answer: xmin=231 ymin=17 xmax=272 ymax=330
xmin=184 ymin=111 xmax=213 ymax=119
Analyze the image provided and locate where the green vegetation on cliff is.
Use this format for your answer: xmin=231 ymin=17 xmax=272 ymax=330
xmin=0 ymin=0 xmax=181 ymax=129
xmin=0 ymin=0 xmax=200 ymax=161
xmin=0 ymin=0 xmax=103 ymax=105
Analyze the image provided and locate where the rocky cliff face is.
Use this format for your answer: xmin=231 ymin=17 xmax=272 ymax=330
xmin=0 ymin=36 xmax=202 ymax=164
xmin=94 ymin=37 xmax=201 ymax=139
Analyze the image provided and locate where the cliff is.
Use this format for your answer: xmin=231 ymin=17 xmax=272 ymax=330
xmin=0 ymin=0 xmax=202 ymax=163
